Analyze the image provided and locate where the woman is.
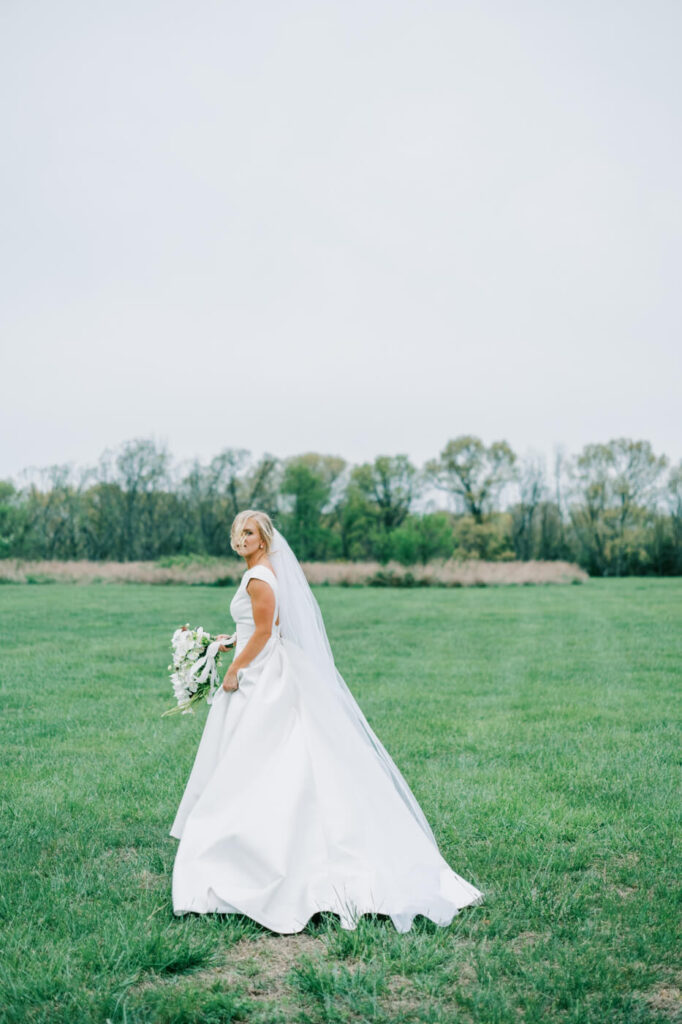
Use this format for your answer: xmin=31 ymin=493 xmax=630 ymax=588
xmin=170 ymin=510 xmax=484 ymax=933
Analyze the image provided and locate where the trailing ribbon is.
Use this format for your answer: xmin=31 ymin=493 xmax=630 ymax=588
xmin=189 ymin=634 xmax=236 ymax=705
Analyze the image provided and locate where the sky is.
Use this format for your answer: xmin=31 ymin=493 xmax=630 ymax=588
xmin=1 ymin=0 xmax=680 ymax=483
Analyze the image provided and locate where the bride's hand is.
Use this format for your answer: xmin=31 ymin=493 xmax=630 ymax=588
xmin=216 ymin=633 xmax=235 ymax=652
xmin=222 ymin=667 xmax=239 ymax=692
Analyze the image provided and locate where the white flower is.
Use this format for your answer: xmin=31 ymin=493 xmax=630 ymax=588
xmin=166 ymin=622 xmax=223 ymax=717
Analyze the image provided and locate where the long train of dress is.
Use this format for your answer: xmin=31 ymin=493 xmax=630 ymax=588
xmin=170 ymin=564 xmax=484 ymax=933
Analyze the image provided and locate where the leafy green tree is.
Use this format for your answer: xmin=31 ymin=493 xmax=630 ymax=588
xmin=426 ymin=436 xmax=517 ymax=524
xmin=660 ymin=461 xmax=682 ymax=574
xmin=389 ymin=512 xmax=457 ymax=565
xmin=667 ymin=461 xmax=682 ymax=541
xmin=334 ymin=489 xmax=378 ymax=561
xmin=280 ymin=454 xmax=346 ymax=560
xmin=343 ymin=455 xmax=420 ymax=563
xmin=349 ymin=456 xmax=419 ymax=531
xmin=568 ymin=438 xmax=668 ymax=575
xmin=452 ymin=513 xmax=515 ymax=561
xmin=0 ymin=481 xmax=20 ymax=557
xmin=2 ymin=434 xmax=680 ymax=574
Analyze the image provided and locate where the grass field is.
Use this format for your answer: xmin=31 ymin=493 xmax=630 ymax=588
xmin=0 ymin=580 xmax=680 ymax=1024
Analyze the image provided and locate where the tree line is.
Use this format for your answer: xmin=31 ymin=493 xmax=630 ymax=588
xmin=1 ymin=435 xmax=680 ymax=576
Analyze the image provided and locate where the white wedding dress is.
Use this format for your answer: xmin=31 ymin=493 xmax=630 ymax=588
xmin=170 ymin=564 xmax=484 ymax=933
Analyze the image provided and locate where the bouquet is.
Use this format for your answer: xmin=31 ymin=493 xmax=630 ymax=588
xmin=163 ymin=624 xmax=236 ymax=717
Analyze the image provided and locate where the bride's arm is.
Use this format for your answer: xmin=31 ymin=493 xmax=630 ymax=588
xmin=222 ymin=579 xmax=276 ymax=691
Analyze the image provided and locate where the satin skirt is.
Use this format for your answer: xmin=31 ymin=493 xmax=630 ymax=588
xmin=170 ymin=635 xmax=484 ymax=934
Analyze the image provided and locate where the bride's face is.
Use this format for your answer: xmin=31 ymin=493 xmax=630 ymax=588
xmin=236 ymin=518 xmax=263 ymax=559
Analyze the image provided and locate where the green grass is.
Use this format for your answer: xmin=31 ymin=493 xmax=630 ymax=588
xmin=0 ymin=580 xmax=680 ymax=1024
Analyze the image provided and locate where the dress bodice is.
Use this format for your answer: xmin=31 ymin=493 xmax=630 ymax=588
xmin=229 ymin=565 xmax=280 ymax=654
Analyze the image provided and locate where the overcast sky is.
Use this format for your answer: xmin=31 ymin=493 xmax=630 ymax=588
xmin=1 ymin=0 xmax=680 ymax=483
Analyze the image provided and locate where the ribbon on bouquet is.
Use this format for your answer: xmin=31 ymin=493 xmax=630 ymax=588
xmin=189 ymin=634 xmax=236 ymax=705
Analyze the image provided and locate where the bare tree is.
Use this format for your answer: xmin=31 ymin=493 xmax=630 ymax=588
xmin=242 ymin=454 xmax=281 ymax=517
xmin=114 ymin=439 xmax=171 ymax=560
xmin=180 ymin=448 xmax=251 ymax=554
xmin=510 ymin=454 xmax=547 ymax=559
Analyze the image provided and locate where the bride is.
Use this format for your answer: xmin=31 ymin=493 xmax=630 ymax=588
xmin=170 ymin=510 xmax=484 ymax=933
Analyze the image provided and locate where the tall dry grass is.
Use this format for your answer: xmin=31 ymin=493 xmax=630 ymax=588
xmin=301 ymin=559 xmax=588 ymax=586
xmin=0 ymin=558 xmax=588 ymax=586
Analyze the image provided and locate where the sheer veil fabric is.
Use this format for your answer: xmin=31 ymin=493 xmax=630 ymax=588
xmin=268 ymin=528 xmax=438 ymax=845
xmin=170 ymin=527 xmax=484 ymax=933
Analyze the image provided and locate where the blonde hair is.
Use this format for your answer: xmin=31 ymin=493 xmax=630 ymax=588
xmin=230 ymin=509 xmax=275 ymax=555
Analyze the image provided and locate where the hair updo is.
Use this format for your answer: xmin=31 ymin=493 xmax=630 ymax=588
xmin=230 ymin=509 xmax=275 ymax=555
